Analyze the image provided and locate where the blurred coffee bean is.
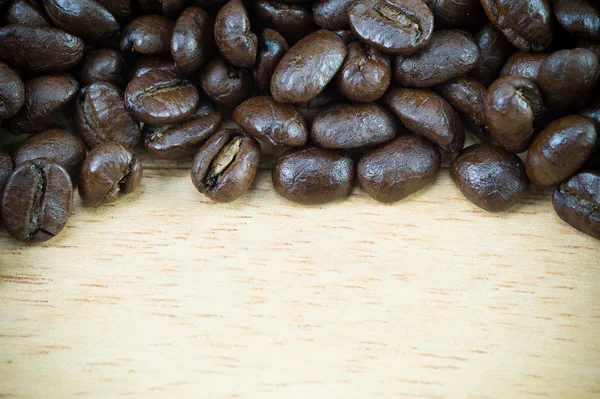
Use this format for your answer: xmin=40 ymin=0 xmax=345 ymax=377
xmin=171 ymin=7 xmax=214 ymax=75
xmin=337 ymin=41 xmax=391 ymax=102
xmin=6 ymin=0 xmax=51 ymax=27
xmin=254 ymin=0 xmax=317 ymax=44
xmin=553 ymin=0 xmax=600 ymax=40
xmin=79 ymin=49 xmax=125 ymax=87
xmin=313 ymin=0 xmax=352 ymax=30
xmin=214 ymin=0 xmax=257 ymax=68
xmin=255 ymin=29 xmax=289 ymax=95
xmin=470 ymin=23 xmax=515 ymax=86
xmin=120 ymin=15 xmax=174 ymax=56
xmin=437 ymin=76 xmax=488 ymax=138
xmin=0 ymin=61 xmax=25 ymax=120
xmin=553 ymin=171 xmax=600 ymax=239
xmin=199 ymin=56 xmax=254 ymax=108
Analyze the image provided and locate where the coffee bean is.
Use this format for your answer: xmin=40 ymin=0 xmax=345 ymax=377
xmin=79 ymin=48 xmax=125 ymax=87
xmin=553 ymin=0 xmax=600 ymax=41
xmin=470 ymin=23 xmax=515 ymax=86
xmin=484 ymin=76 xmax=545 ymax=153
xmin=553 ymin=171 xmax=600 ymax=239
xmin=334 ymin=29 xmax=356 ymax=44
xmin=426 ymin=0 xmax=482 ymax=28
xmin=500 ymin=51 xmax=549 ymax=83
xmin=74 ymin=81 xmax=141 ymax=148
xmin=199 ymin=56 xmax=254 ymax=108
xmin=255 ymin=29 xmax=289 ymax=95
xmin=0 ymin=61 xmax=25 ymax=120
xmin=451 ymin=143 xmax=529 ymax=212
xmin=0 ymin=25 xmax=84 ymax=73
xmin=336 ymin=41 xmax=391 ymax=102
xmin=6 ymin=0 xmax=51 ymax=27
xmin=125 ymin=69 xmax=199 ymax=124
xmin=144 ymin=100 xmax=222 ymax=159
xmin=171 ymin=7 xmax=214 ymax=75
xmin=233 ymin=96 xmax=308 ymax=146
xmin=214 ymin=0 xmax=257 ymax=68
xmin=582 ymin=93 xmax=600 ymax=129
xmin=120 ymin=15 xmax=174 ymax=56
xmin=79 ymin=142 xmax=143 ymax=207
xmin=348 ymin=0 xmax=434 ymax=55
xmin=191 ymin=129 xmax=260 ymax=203
xmin=0 ymin=150 xmax=13 ymax=197
xmin=384 ymin=87 xmax=464 ymax=152
xmin=576 ymin=39 xmax=600 ymax=62
xmin=129 ymin=57 xmax=177 ymax=80
xmin=313 ymin=0 xmax=353 ymax=30
xmin=294 ymin=84 xmax=343 ymax=109
xmin=1 ymin=159 xmax=73 ymax=242
xmin=96 ymin=0 xmax=132 ymax=21
xmin=271 ymin=30 xmax=346 ymax=103
xmin=436 ymin=76 xmax=488 ymax=139
xmin=254 ymin=0 xmax=316 ymax=44
xmin=14 ymin=129 xmax=87 ymax=178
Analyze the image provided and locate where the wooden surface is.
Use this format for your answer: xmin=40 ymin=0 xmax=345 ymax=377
xmin=1 ymin=158 xmax=599 ymax=398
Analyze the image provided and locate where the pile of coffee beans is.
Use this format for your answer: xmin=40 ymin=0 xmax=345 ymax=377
xmin=0 ymin=0 xmax=599 ymax=242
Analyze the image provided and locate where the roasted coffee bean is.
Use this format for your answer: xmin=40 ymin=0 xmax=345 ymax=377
xmin=394 ymin=29 xmax=479 ymax=87
xmin=313 ymin=0 xmax=353 ymax=30
xmin=576 ymin=39 xmax=600 ymax=62
xmin=14 ymin=129 xmax=87 ymax=178
xmin=214 ymin=0 xmax=257 ymax=68
xmin=6 ymin=0 xmax=51 ymax=27
xmin=384 ymin=87 xmax=464 ymax=152
xmin=1 ymin=159 xmax=73 ymax=242
xmin=553 ymin=0 xmax=600 ymax=40
xmin=470 ymin=23 xmax=514 ymax=86
xmin=0 ymin=61 xmax=25 ymax=120
xmin=0 ymin=26 xmax=84 ymax=73
xmin=537 ymin=49 xmax=600 ymax=112
xmin=271 ymin=30 xmax=346 ymax=103
xmin=96 ymin=0 xmax=133 ymax=21
xmin=437 ymin=76 xmax=488 ymax=138
xmin=171 ymin=7 xmax=214 ymax=75
xmin=582 ymin=94 xmax=600 ymax=129
xmin=311 ymin=102 xmax=396 ymax=149
xmin=256 ymin=29 xmax=289 ymax=95
xmin=233 ymin=96 xmax=308 ymax=146
xmin=74 ymin=81 xmax=141 ymax=149
xmin=334 ymin=29 xmax=355 ymax=44
xmin=129 ymin=57 xmax=177 ymax=80
xmin=0 ymin=150 xmax=13 ymax=196
xmin=191 ymin=129 xmax=260 ymax=203
xmin=79 ymin=142 xmax=142 ymax=207
xmin=426 ymin=0 xmax=482 ymax=28
xmin=348 ymin=0 xmax=434 ymax=55
xmin=143 ymin=100 xmax=222 ymax=159
xmin=294 ymin=84 xmax=343 ymax=109
xmin=358 ymin=134 xmax=441 ymax=203
xmin=500 ymin=51 xmax=549 ymax=83
xmin=336 ymin=41 xmax=391 ymax=102
xmin=79 ymin=49 xmax=125 ymax=87
xmin=125 ymin=70 xmax=199 ymax=124
xmin=120 ymin=15 xmax=174 ymax=56
xmin=254 ymin=0 xmax=316 ymax=44
xmin=480 ymin=0 xmax=554 ymax=52
xmin=199 ymin=56 xmax=254 ymax=108
xmin=451 ymin=143 xmax=529 ymax=212
xmin=484 ymin=76 xmax=545 ymax=153
xmin=553 ymin=171 xmax=600 ymax=239
xmin=10 ymin=74 xmax=79 ymax=135
xmin=526 ymin=115 xmax=597 ymax=186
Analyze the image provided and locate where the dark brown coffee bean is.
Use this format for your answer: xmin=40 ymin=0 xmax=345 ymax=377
xmin=348 ymin=0 xmax=434 ymax=55
xmin=255 ymin=29 xmax=289 ymax=95
xmin=553 ymin=171 xmax=600 ymax=239
xmin=537 ymin=49 xmax=600 ymax=112
xmin=74 ymin=81 xmax=141 ymax=149
xmin=0 ymin=26 xmax=84 ymax=73
xmin=120 ymin=15 xmax=174 ymax=56
xmin=553 ymin=0 xmax=600 ymax=40
xmin=143 ymin=100 xmax=222 ymax=159
xmin=79 ymin=48 xmax=125 ymax=87
xmin=480 ymin=0 xmax=554 ymax=52
xmin=313 ymin=0 xmax=353 ymax=30
xmin=582 ymin=93 xmax=600 ymax=129
xmin=500 ymin=51 xmax=549 ymax=83
xmin=171 ymin=7 xmax=214 ymax=75
xmin=233 ymin=96 xmax=307 ymax=146
xmin=199 ymin=56 xmax=254 ymax=108
xmin=9 ymin=74 xmax=79 ymax=135
xmin=436 ymin=76 xmax=488 ymax=138
xmin=191 ymin=129 xmax=260 ymax=203
xmin=1 ymin=159 xmax=73 ymax=242
xmin=0 ymin=150 xmax=13 ymax=197
xmin=254 ymin=0 xmax=316 ymax=44
xmin=484 ymin=76 xmax=545 ymax=153
xmin=576 ymin=39 xmax=600 ymax=62
xmin=526 ymin=115 xmax=597 ymax=186
xmin=214 ymin=0 xmax=257 ymax=68
xmin=129 ymin=57 xmax=177 ymax=80
xmin=358 ymin=134 xmax=441 ymax=203
xmin=427 ymin=0 xmax=482 ymax=28
xmin=470 ymin=23 xmax=514 ymax=86
xmin=271 ymin=30 xmax=346 ymax=103
xmin=0 ymin=61 xmax=25 ymax=120
xmin=336 ymin=41 xmax=391 ymax=102
xmin=384 ymin=87 xmax=464 ymax=152
xmin=96 ymin=0 xmax=133 ymax=21
xmin=451 ymin=143 xmax=529 ymax=212
xmin=6 ymin=0 xmax=51 ymax=27
xmin=125 ymin=69 xmax=199 ymax=124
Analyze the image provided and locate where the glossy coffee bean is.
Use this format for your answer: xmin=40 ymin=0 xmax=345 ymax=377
xmin=313 ymin=0 xmax=353 ymax=30
xmin=79 ymin=142 xmax=143 ymax=207
xmin=526 ymin=116 xmax=597 ymax=186
xmin=0 ymin=26 xmax=84 ymax=73
xmin=254 ymin=0 xmax=316 ymax=44
xmin=451 ymin=144 xmax=529 ymax=212
xmin=0 ymin=61 xmax=25 ymax=120
xmin=74 ymin=81 xmax=141 ymax=149
xmin=480 ymin=0 xmax=554 ymax=52
xmin=125 ymin=70 xmax=199 ymax=124
xmin=348 ymin=0 xmax=434 ymax=55
xmin=256 ymin=29 xmax=289 ymax=95
xmin=500 ymin=51 xmax=549 ymax=83
xmin=273 ymin=146 xmax=354 ymax=204
xmin=96 ymin=0 xmax=133 ymax=21
xmin=582 ymin=94 xmax=600 ymax=129
xmin=191 ymin=129 xmax=260 ymax=203
xmin=384 ymin=87 xmax=464 ymax=152
xmin=537 ymin=49 xmax=600 ymax=112
xmin=427 ymin=0 xmax=481 ymax=28
xmin=336 ymin=41 xmax=391 ymax=102
xmin=484 ymin=76 xmax=545 ymax=153
xmin=436 ymin=76 xmax=488 ymax=138
xmin=470 ymin=23 xmax=514 ymax=86
xmin=214 ymin=0 xmax=257 ymax=68
xmin=44 ymin=0 xmax=120 ymax=43
xmin=171 ymin=7 xmax=214 ymax=75
xmin=143 ymin=100 xmax=222 ymax=159
xmin=358 ymin=134 xmax=441 ymax=203
xmin=553 ymin=0 xmax=600 ymax=40
xmin=14 ymin=129 xmax=87 ymax=178
xmin=120 ymin=15 xmax=174 ymax=56
xmin=233 ymin=96 xmax=307 ymax=147
xmin=10 ymin=74 xmax=79 ymax=135
xmin=129 ymin=57 xmax=177 ymax=80
xmin=6 ymin=0 xmax=51 ymax=27
xmin=553 ymin=171 xmax=600 ymax=239
xmin=1 ymin=159 xmax=73 ymax=242
xmin=199 ymin=56 xmax=254 ymax=108
xmin=311 ymin=102 xmax=396 ymax=149
xmin=271 ymin=30 xmax=346 ymax=103
xmin=0 ymin=150 xmax=13 ymax=197
xmin=79 ymin=49 xmax=125 ymax=87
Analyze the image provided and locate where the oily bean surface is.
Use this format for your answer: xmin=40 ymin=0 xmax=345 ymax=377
xmin=553 ymin=0 xmax=600 ymax=40
xmin=6 ymin=0 xmax=51 ymax=27
xmin=337 ymin=41 xmax=391 ymax=102
xmin=427 ymin=0 xmax=482 ymax=28
xmin=0 ymin=61 xmax=25 ymax=120
xmin=44 ymin=0 xmax=120 ymax=43
xmin=214 ymin=0 xmax=257 ymax=68
xmin=553 ymin=171 xmax=600 ymax=239
xmin=120 ymin=15 xmax=174 ymax=56
xmin=171 ymin=7 xmax=214 ymax=75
